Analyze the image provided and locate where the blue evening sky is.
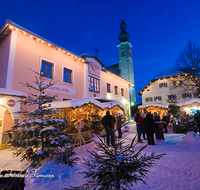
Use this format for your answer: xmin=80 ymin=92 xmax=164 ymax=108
xmin=1 ymin=0 xmax=200 ymax=102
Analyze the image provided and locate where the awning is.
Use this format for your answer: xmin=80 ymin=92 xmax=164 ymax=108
xmin=0 ymin=88 xmax=26 ymax=98
xmin=138 ymin=102 xmax=168 ymax=109
xmin=176 ymin=98 xmax=200 ymax=107
xmin=46 ymin=98 xmax=125 ymax=110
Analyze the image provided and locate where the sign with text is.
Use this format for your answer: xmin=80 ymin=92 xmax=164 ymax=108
xmin=44 ymin=83 xmax=76 ymax=95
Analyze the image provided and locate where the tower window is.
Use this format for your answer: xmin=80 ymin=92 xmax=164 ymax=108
xmin=121 ymin=50 xmax=125 ymax=57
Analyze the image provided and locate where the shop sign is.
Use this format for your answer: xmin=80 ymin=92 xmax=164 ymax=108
xmin=44 ymin=83 xmax=76 ymax=95
xmin=7 ymin=99 xmax=15 ymax=107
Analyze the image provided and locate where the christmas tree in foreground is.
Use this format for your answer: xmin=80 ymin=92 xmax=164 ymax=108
xmin=67 ymin=135 xmax=165 ymax=190
xmin=11 ymin=70 xmax=78 ymax=167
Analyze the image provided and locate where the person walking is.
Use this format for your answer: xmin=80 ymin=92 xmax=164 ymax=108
xmin=117 ymin=113 xmax=122 ymax=138
xmin=143 ymin=113 xmax=155 ymax=145
xmin=102 ymin=111 xmax=116 ymax=147
xmin=134 ymin=110 xmax=143 ymax=143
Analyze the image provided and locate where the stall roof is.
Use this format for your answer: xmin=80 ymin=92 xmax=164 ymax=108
xmin=138 ymin=102 xmax=168 ymax=109
xmin=0 ymin=88 xmax=26 ymax=97
xmin=176 ymin=98 xmax=200 ymax=107
xmin=46 ymin=98 xmax=125 ymax=110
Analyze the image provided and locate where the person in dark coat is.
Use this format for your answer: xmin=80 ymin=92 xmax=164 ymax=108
xmin=162 ymin=113 xmax=168 ymax=133
xmin=143 ymin=113 xmax=155 ymax=145
xmin=102 ymin=111 xmax=116 ymax=147
xmin=117 ymin=113 xmax=122 ymax=138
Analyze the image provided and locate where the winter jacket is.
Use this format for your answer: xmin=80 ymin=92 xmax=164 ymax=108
xmin=138 ymin=115 xmax=144 ymax=126
xmin=102 ymin=114 xmax=116 ymax=130
xmin=143 ymin=114 xmax=155 ymax=133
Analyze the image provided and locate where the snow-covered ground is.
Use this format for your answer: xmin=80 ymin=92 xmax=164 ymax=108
xmin=1 ymin=121 xmax=200 ymax=190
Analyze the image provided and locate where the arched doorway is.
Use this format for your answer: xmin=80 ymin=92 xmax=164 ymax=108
xmin=0 ymin=105 xmax=14 ymax=144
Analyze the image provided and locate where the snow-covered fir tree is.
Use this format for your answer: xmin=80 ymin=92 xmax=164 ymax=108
xmin=11 ymin=70 xmax=78 ymax=167
xmin=68 ymin=135 xmax=165 ymax=190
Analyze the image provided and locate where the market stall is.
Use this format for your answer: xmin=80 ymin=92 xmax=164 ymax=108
xmin=177 ymin=98 xmax=200 ymax=116
xmin=138 ymin=102 xmax=168 ymax=119
xmin=46 ymin=98 xmax=125 ymax=141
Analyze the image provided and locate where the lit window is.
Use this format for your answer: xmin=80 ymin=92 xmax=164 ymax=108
xmin=89 ymin=76 xmax=100 ymax=92
xmin=63 ymin=68 xmax=72 ymax=83
xmin=114 ymin=86 xmax=118 ymax=95
xmin=173 ymin=80 xmax=182 ymax=86
xmin=182 ymin=93 xmax=192 ymax=99
xmin=159 ymin=83 xmax=168 ymax=88
xmin=121 ymin=88 xmax=124 ymax=96
xmin=154 ymin=96 xmax=162 ymax=101
xmin=168 ymin=94 xmax=177 ymax=100
xmin=41 ymin=60 xmax=53 ymax=78
xmin=107 ymin=83 xmax=111 ymax=93
xmin=145 ymin=97 xmax=152 ymax=102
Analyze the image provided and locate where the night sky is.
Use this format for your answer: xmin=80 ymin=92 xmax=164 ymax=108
xmin=1 ymin=0 xmax=200 ymax=102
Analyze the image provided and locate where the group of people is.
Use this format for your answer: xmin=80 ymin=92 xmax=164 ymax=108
xmin=101 ymin=111 xmax=122 ymax=147
xmin=134 ymin=109 xmax=168 ymax=145
xmin=101 ymin=109 xmax=168 ymax=147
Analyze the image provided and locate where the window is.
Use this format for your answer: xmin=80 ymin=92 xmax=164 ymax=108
xmin=121 ymin=50 xmax=125 ymax=57
xmin=173 ymin=80 xmax=182 ymax=86
xmin=121 ymin=88 xmax=124 ymax=96
xmin=107 ymin=83 xmax=111 ymax=93
xmin=168 ymin=94 xmax=177 ymax=100
xmin=63 ymin=68 xmax=72 ymax=83
xmin=159 ymin=83 xmax=168 ymax=88
xmin=193 ymin=92 xmax=199 ymax=98
xmin=145 ymin=97 xmax=152 ymax=102
xmin=41 ymin=60 xmax=53 ymax=78
xmin=154 ymin=96 xmax=162 ymax=101
xmin=182 ymin=93 xmax=192 ymax=99
xmin=114 ymin=86 xmax=118 ymax=95
xmin=89 ymin=76 xmax=100 ymax=92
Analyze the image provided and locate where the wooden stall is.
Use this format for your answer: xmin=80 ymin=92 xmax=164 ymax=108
xmin=138 ymin=103 xmax=168 ymax=119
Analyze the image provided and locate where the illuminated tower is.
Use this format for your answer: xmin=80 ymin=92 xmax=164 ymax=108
xmin=117 ymin=19 xmax=136 ymax=104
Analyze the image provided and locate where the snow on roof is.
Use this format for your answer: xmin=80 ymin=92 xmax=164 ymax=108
xmin=0 ymin=88 xmax=26 ymax=97
xmin=138 ymin=102 xmax=168 ymax=109
xmin=45 ymin=98 xmax=125 ymax=110
xmin=176 ymin=98 xmax=200 ymax=107
xmin=0 ymin=20 xmax=88 ymax=64
xmin=153 ymin=68 xmax=185 ymax=80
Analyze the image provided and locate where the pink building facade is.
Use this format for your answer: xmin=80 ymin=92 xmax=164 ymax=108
xmin=0 ymin=20 xmax=134 ymax=144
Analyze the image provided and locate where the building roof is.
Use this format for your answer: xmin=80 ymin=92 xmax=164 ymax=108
xmin=153 ymin=68 xmax=185 ymax=80
xmin=0 ymin=88 xmax=26 ymax=97
xmin=138 ymin=102 xmax=168 ymax=109
xmin=45 ymin=98 xmax=125 ymax=110
xmin=0 ymin=20 xmax=88 ymax=64
xmin=138 ymin=68 xmax=186 ymax=96
xmin=81 ymin=54 xmax=105 ymax=67
xmin=176 ymin=98 xmax=200 ymax=107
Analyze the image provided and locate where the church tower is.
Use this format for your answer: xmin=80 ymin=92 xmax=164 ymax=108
xmin=117 ymin=19 xmax=136 ymax=104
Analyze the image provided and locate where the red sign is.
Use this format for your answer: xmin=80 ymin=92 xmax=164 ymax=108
xmin=7 ymin=100 xmax=15 ymax=107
